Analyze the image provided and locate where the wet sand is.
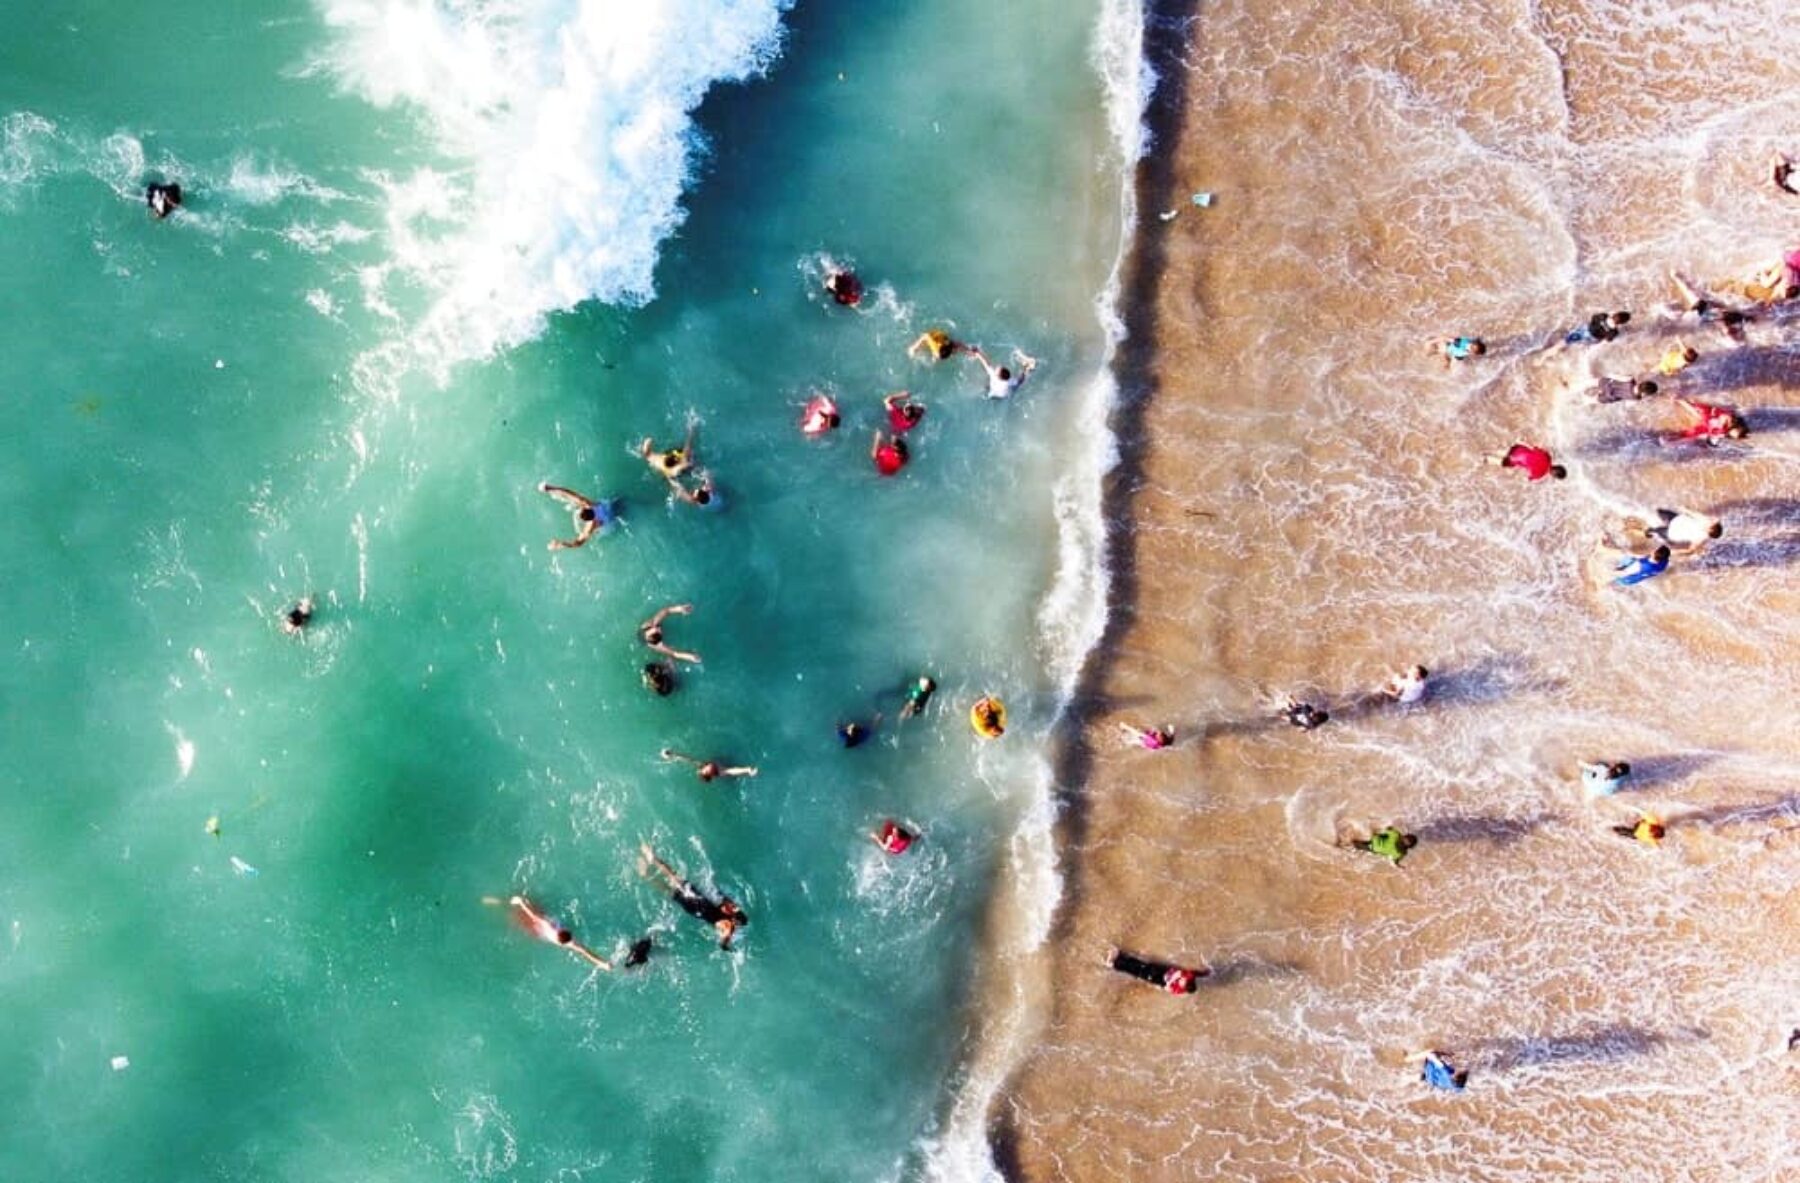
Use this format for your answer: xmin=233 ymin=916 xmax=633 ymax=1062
xmin=991 ymin=1 xmax=1800 ymax=1179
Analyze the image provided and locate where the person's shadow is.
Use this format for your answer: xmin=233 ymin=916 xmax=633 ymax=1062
xmin=1465 ymin=1023 xmax=1706 ymax=1072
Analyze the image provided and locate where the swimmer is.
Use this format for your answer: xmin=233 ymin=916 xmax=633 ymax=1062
xmin=507 ymin=895 xmax=612 ymax=970
xmin=1610 ymin=545 xmax=1671 ymax=588
xmin=639 ymin=603 xmax=701 ymax=665
xmin=1281 ymin=696 xmax=1329 ymax=730
xmin=538 ymin=481 xmax=617 ymax=551
xmin=871 ymin=430 xmax=909 ymax=476
xmin=639 ymin=843 xmax=746 ymax=949
xmin=281 ymin=596 xmax=314 ymax=636
xmin=622 ymin=937 xmax=653 ymax=968
xmin=1487 ymin=443 xmax=1567 ymax=481
xmin=1644 ymin=507 xmax=1722 ymax=553
xmin=1344 ymin=826 xmax=1417 ymax=865
xmin=900 ymin=675 xmax=937 ymax=720
xmin=824 ymin=268 xmax=863 ymax=307
xmin=1116 ymin=721 xmax=1175 ymax=750
xmin=883 ymin=391 xmax=926 ymax=433
xmin=669 ymin=470 xmax=721 ymax=510
xmin=908 ymin=328 xmax=963 ymax=361
xmin=1381 ymin=665 xmax=1429 ymax=705
xmin=1772 ymin=150 xmax=1798 ymax=195
xmin=146 ymin=181 xmax=182 ymax=219
xmin=639 ymin=424 xmax=697 ymax=480
xmin=1103 ymin=946 xmax=1210 ymax=995
xmin=1430 ymin=336 xmax=1486 ymax=368
xmin=871 ymin=819 xmax=915 ymax=855
xmin=968 ymin=346 xmax=1038 ymax=399
xmin=642 ymin=661 xmax=677 ymax=697
xmin=1672 ymin=397 xmax=1747 ymax=443
xmin=1408 ymin=1049 xmax=1468 ymax=1092
xmin=837 ymin=718 xmax=878 ymax=748
xmin=1610 ymin=812 xmax=1665 ymax=846
xmin=659 ymin=747 xmax=758 ymax=782
xmin=800 ymin=394 xmax=841 ymax=437
xmin=1580 ymin=761 xmax=1631 ymax=799
xmin=1655 ymin=342 xmax=1698 ymax=378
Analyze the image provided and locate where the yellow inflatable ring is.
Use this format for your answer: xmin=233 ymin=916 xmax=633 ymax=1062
xmin=970 ymin=696 xmax=1007 ymax=739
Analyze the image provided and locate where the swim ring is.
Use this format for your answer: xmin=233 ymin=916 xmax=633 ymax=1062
xmin=970 ymin=696 xmax=1007 ymax=739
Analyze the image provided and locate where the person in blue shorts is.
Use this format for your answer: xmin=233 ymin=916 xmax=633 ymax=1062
xmin=1612 ymin=546 xmax=1671 ymax=587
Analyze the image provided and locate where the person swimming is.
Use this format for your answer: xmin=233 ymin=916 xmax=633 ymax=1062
xmin=1103 ymin=946 xmax=1210 ymax=994
xmin=801 ymin=394 xmax=841 ymax=436
xmin=824 ymin=268 xmax=863 ymax=307
xmin=1345 ymin=825 xmax=1417 ymax=865
xmin=1116 ymin=721 xmax=1174 ymax=750
xmin=642 ymin=661 xmax=677 ymax=697
xmin=639 ymin=843 xmax=746 ymax=949
xmin=146 ymin=181 xmax=183 ymax=219
xmin=1611 ymin=814 xmax=1665 ymax=846
xmin=1645 ymin=508 xmax=1722 ymax=552
xmin=1382 ymin=665 xmax=1429 ymax=705
xmin=969 ymin=346 xmax=1037 ymax=399
xmin=640 ymin=425 xmax=697 ymax=479
xmin=669 ymin=469 xmax=721 ymax=510
xmin=538 ymin=481 xmax=618 ymax=550
xmin=871 ymin=430 xmax=908 ymax=476
xmin=659 ymin=747 xmax=758 ymax=782
xmin=1413 ymin=1049 xmax=1468 ymax=1091
xmin=1673 ymin=398 xmax=1747 ymax=443
xmin=837 ymin=719 xmax=876 ymax=748
xmin=883 ymin=391 xmax=926 ymax=433
xmin=639 ymin=603 xmax=701 ymax=664
xmin=908 ymin=328 xmax=962 ymax=361
xmin=900 ymin=675 xmax=938 ymax=719
xmin=1488 ymin=443 xmax=1567 ymax=481
xmin=507 ymin=895 xmax=612 ymax=970
xmin=871 ymin=819 xmax=915 ymax=855
xmin=281 ymin=596 xmax=314 ymax=636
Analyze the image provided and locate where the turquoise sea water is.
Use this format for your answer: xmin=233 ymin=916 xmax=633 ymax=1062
xmin=0 ymin=2 xmax=1125 ymax=1179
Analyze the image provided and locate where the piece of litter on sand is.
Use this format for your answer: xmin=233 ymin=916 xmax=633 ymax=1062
xmin=1158 ymin=209 xmax=1179 ymax=221
xmin=1191 ymin=191 xmax=1214 ymax=207
xmin=229 ymin=855 xmax=258 ymax=877
xmin=111 ymin=1055 xmax=130 ymax=1071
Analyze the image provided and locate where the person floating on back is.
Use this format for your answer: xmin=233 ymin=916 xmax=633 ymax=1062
xmin=281 ymin=596 xmax=314 ymax=637
xmin=883 ymin=391 xmax=926 ymax=433
xmin=1672 ymin=397 xmax=1747 ymax=444
xmin=871 ymin=819 xmax=915 ymax=855
xmin=1487 ymin=443 xmax=1567 ymax=481
xmin=1344 ymin=825 xmax=1417 ymax=866
xmin=1580 ymin=760 xmax=1632 ymax=799
xmin=900 ymin=675 xmax=938 ymax=720
xmin=1611 ymin=546 xmax=1671 ymax=588
xmin=1410 ymin=1049 xmax=1468 ymax=1091
xmin=969 ymin=346 xmax=1037 ymax=399
xmin=507 ymin=895 xmax=613 ymax=970
xmin=1103 ymin=946 xmax=1210 ymax=994
xmin=639 ymin=843 xmax=746 ymax=949
xmin=1281 ymin=696 xmax=1329 ymax=730
xmin=146 ymin=181 xmax=182 ymax=219
xmin=640 ymin=603 xmax=701 ymax=664
xmin=659 ymin=747 xmax=758 ymax=783
xmin=871 ymin=429 xmax=909 ymax=476
xmin=1430 ymin=336 xmax=1485 ymax=368
xmin=538 ymin=481 xmax=617 ymax=550
xmin=1381 ymin=665 xmax=1429 ymax=705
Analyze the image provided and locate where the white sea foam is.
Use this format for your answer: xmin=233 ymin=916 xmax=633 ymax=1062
xmin=310 ymin=0 xmax=794 ymax=389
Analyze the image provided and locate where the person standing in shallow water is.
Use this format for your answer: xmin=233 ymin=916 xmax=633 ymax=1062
xmin=281 ymin=596 xmax=314 ymax=636
xmin=1409 ymin=1049 xmax=1468 ymax=1091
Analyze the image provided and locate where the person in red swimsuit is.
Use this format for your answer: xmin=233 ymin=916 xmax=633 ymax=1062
xmin=1487 ymin=443 xmax=1567 ymax=481
xmin=870 ymin=819 xmax=915 ymax=855
xmin=871 ymin=430 xmax=908 ymax=476
xmin=1673 ymin=397 xmax=1747 ymax=442
xmin=883 ymin=391 xmax=925 ymax=433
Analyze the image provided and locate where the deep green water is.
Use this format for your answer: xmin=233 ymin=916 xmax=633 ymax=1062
xmin=0 ymin=2 xmax=1124 ymax=1179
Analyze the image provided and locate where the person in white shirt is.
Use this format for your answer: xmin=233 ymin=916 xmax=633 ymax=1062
xmin=968 ymin=346 xmax=1038 ymax=399
xmin=1645 ymin=507 xmax=1721 ymax=553
xmin=1381 ymin=665 xmax=1429 ymax=705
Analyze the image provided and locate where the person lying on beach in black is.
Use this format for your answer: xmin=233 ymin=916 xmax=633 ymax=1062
xmin=1104 ymin=946 xmax=1210 ymax=994
xmin=1281 ymin=696 xmax=1329 ymax=730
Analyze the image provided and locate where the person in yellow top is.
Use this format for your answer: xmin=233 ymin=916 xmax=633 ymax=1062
xmin=1656 ymin=342 xmax=1697 ymax=377
xmin=1610 ymin=812 xmax=1665 ymax=846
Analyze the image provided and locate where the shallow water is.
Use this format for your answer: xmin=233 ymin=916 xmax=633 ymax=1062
xmin=0 ymin=3 xmax=1126 ymax=1180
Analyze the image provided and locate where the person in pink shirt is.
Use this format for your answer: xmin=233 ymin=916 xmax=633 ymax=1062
xmin=800 ymin=393 xmax=840 ymax=436
xmin=1487 ymin=443 xmax=1567 ymax=481
xmin=1673 ymin=398 xmax=1747 ymax=442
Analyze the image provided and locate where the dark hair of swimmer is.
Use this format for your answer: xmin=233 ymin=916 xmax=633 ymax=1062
xmin=1414 ymin=666 xmax=1430 ymax=679
xmin=1550 ymin=465 xmax=1568 ymax=480
xmin=643 ymin=662 xmax=675 ymax=696
xmin=1610 ymin=311 xmax=1630 ymax=326
xmin=1651 ymin=546 xmax=1671 ymax=563
xmin=1469 ymin=340 xmax=1487 ymax=356
xmin=644 ymin=626 xmax=662 ymax=644
xmin=826 ymin=411 xmax=841 ymax=428
xmin=901 ymin=403 xmax=923 ymax=424
xmin=1451 ymin=1070 xmax=1470 ymax=1088
xmin=1635 ymin=380 xmax=1658 ymax=397
xmin=694 ymin=487 xmax=713 ymax=506
xmin=1722 ymin=310 xmax=1746 ymax=326
xmin=285 ymin=606 xmax=310 ymax=629
xmin=892 ymin=437 xmax=909 ymax=461
xmin=624 ymin=937 xmax=653 ymax=968
xmin=556 ymin=929 xmax=573 ymax=945
xmin=579 ymin=506 xmax=596 ymax=522
xmin=1786 ymin=285 xmax=1800 ymax=301
xmin=1609 ymin=762 xmax=1631 ymax=779
xmin=1399 ymin=833 xmax=1419 ymax=851
xmin=1706 ymin=521 xmax=1723 ymax=539
xmin=698 ymin=762 xmax=721 ymax=782
xmin=1728 ymin=422 xmax=1748 ymax=439
xmin=996 ymin=367 xmax=1012 ymax=381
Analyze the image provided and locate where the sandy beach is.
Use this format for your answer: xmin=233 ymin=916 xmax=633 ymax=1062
xmin=990 ymin=1 xmax=1800 ymax=1179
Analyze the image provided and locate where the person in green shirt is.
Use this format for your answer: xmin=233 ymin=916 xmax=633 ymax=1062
xmin=1346 ymin=825 xmax=1417 ymax=865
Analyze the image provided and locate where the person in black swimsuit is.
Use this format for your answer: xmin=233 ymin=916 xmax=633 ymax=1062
xmin=1103 ymin=946 xmax=1210 ymax=994
xmin=639 ymin=843 xmax=746 ymax=949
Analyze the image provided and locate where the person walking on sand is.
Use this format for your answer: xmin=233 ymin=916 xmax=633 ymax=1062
xmin=1104 ymin=946 xmax=1210 ymax=994
xmin=968 ymin=346 xmax=1037 ymax=399
xmin=1580 ymin=760 xmax=1632 ymax=799
xmin=1611 ymin=812 xmax=1665 ymax=846
xmin=1281 ymin=696 xmax=1330 ymax=730
xmin=871 ymin=429 xmax=909 ymax=476
xmin=281 ymin=596 xmax=314 ymax=637
xmin=883 ymin=391 xmax=926 ymax=433
xmin=1429 ymin=336 xmax=1486 ymax=368
xmin=659 ymin=747 xmax=758 ymax=782
xmin=1408 ymin=1049 xmax=1468 ymax=1091
xmin=1645 ymin=507 xmax=1722 ymax=553
xmin=908 ymin=328 xmax=963 ymax=361
xmin=1381 ymin=665 xmax=1429 ymax=705
xmin=1488 ymin=443 xmax=1567 ymax=481
xmin=1116 ymin=721 xmax=1175 ymax=750
xmin=506 ymin=895 xmax=613 ymax=970
xmin=871 ymin=819 xmax=916 ymax=855
xmin=639 ymin=603 xmax=701 ymax=664
xmin=639 ymin=843 xmax=746 ymax=949
xmin=538 ymin=481 xmax=618 ymax=551
xmin=640 ymin=424 xmax=696 ymax=480
xmin=1672 ymin=397 xmax=1747 ymax=444
xmin=1344 ymin=825 xmax=1418 ymax=865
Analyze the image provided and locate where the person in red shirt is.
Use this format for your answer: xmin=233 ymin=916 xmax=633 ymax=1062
xmin=1487 ymin=443 xmax=1567 ymax=481
xmin=883 ymin=390 xmax=925 ymax=433
xmin=870 ymin=819 xmax=915 ymax=855
xmin=1673 ymin=397 xmax=1747 ymax=442
xmin=871 ymin=430 xmax=908 ymax=476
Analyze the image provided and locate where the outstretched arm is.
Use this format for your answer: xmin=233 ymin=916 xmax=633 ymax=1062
xmin=638 ymin=842 xmax=683 ymax=889
xmin=568 ymin=940 xmax=613 ymax=971
xmin=539 ymin=482 xmax=591 ymax=510
xmin=649 ymin=640 xmax=703 ymax=664
xmin=549 ymin=518 xmax=600 ymax=551
xmin=719 ymin=764 xmax=759 ymax=779
xmin=659 ymin=748 xmax=703 ymax=768
xmin=871 ymin=430 xmax=884 ymax=459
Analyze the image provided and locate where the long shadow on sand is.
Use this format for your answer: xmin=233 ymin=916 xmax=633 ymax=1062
xmin=1204 ymin=956 xmax=1307 ymax=988
xmin=1414 ymin=810 xmax=1561 ymax=847
xmin=1466 ymin=1023 xmax=1705 ymax=1073
xmin=1673 ymin=791 xmax=1800 ymax=830
xmin=1614 ymin=751 xmax=1722 ymax=792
